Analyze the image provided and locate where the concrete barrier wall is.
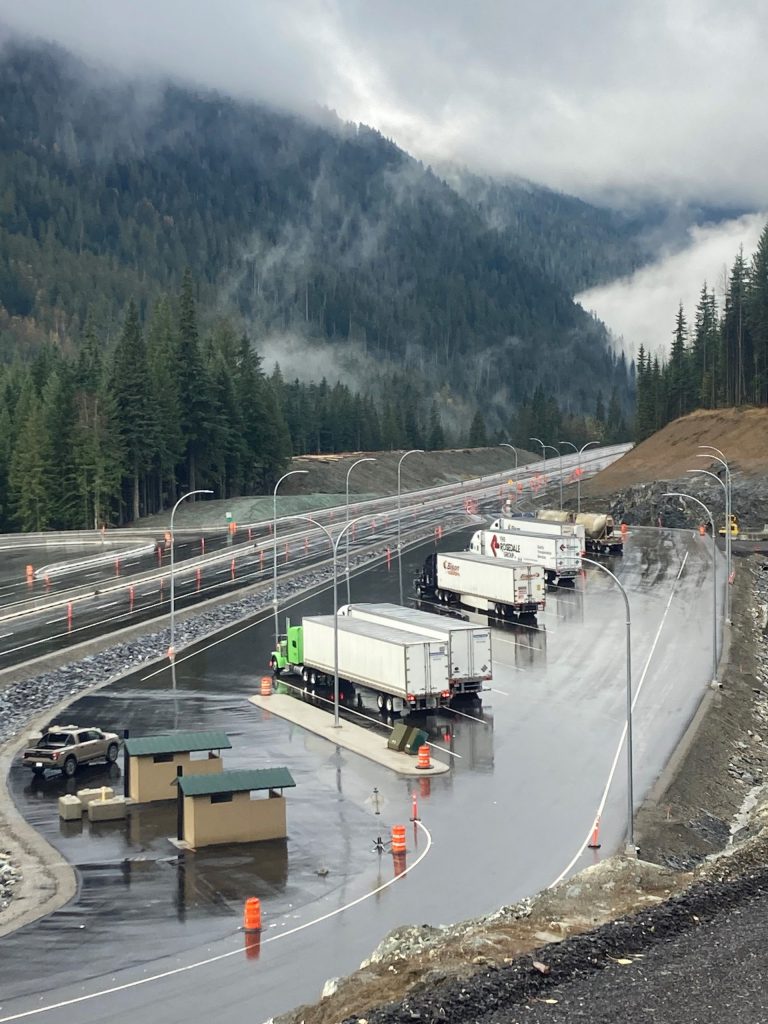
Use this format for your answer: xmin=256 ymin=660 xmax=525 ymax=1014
xmin=185 ymin=791 xmax=286 ymax=847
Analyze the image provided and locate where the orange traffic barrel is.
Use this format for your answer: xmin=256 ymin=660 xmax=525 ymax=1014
xmin=243 ymin=896 xmax=261 ymax=932
xmin=699 ymin=524 xmax=707 ymax=536
xmin=391 ymin=825 xmax=406 ymax=853
xmin=416 ymin=745 xmax=432 ymax=770
xmin=260 ymin=676 xmax=272 ymax=697
xmin=25 ymin=564 xmax=34 ymax=580
xmin=620 ymin=522 xmax=629 ymax=535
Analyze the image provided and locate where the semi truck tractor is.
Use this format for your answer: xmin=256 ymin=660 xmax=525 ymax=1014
xmin=469 ymin=527 xmax=581 ymax=585
xmin=414 ymin=551 xmax=545 ymax=618
xmin=490 ymin=515 xmax=586 ymax=551
xmin=535 ymin=509 xmax=624 ymax=555
xmin=339 ymin=602 xmax=491 ymax=697
xmin=269 ymin=615 xmax=450 ymax=715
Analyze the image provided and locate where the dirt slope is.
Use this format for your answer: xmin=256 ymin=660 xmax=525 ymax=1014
xmin=584 ymin=407 xmax=768 ymax=496
xmin=284 ymin=447 xmax=537 ymax=496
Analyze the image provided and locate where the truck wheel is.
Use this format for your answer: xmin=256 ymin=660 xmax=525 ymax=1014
xmin=62 ymin=756 xmax=77 ymax=778
xmin=377 ymin=693 xmax=385 ymax=711
xmin=106 ymin=743 xmax=119 ymax=763
xmin=385 ymin=696 xmax=395 ymax=714
xmin=301 ymin=667 xmax=310 ymax=685
xmin=416 ymin=585 xmax=423 ymax=597
xmin=310 ymin=671 xmax=318 ymax=688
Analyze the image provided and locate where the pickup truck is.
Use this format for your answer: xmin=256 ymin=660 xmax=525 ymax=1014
xmin=21 ymin=725 xmax=121 ymax=777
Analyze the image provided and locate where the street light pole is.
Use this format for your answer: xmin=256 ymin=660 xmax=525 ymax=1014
xmin=277 ymin=512 xmax=377 ymax=727
xmin=577 ymin=441 xmax=600 ymax=514
xmin=663 ymin=492 xmax=719 ymax=683
xmin=529 ymin=436 xmax=546 ymax=463
xmin=581 ymin=555 xmax=635 ymax=855
xmin=345 ymin=457 xmax=376 ymax=604
xmin=697 ymin=447 xmax=731 ymax=619
xmin=273 ymin=470 xmax=309 ymax=642
xmin=499 ymin=442 xmax=518 ymax=471
xmin=542 ymin=444 xmax=561 ymax=508
xmin=397 ymin=449 xmax=424 ymax=605
xmin=169 ymin=488 xmax=213 ymax=693
xmin=687 ymin=468 xmax=730 ymax=625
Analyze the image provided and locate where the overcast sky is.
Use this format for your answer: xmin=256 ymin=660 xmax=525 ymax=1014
xmin=2 ymin=0 xmax=768 ymax=207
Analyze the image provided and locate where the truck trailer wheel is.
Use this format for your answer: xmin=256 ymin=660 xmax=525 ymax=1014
xmin=376 ymin=693 xmax=385 ymax=712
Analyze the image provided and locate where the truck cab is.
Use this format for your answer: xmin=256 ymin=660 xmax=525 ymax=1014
xmin=270 ymin=620 xmax=304 ymax=673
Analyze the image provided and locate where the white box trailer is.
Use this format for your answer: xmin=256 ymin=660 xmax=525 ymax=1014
xmin=338 ymin=602 xmax=492 ymax=696
xmin=414 ymin=552 xmax=545 ymax=617
xmin=469 ymin=527 xmax=581 ymax=585
xmin=301 ymin=615 xmax=450 ymax=714
xmin=490 ymin=515 xmax=587 ymax=551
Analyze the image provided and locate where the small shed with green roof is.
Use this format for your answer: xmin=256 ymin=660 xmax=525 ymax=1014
xmin=176 ymin=767 xmax=296 ymax=848
xmin=124 ymin=730 xmax=231 ymax=803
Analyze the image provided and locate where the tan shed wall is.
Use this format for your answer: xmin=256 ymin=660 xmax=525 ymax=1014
xmin=185 ymin=791 xmax=287 ymax=848
xmin=129 ymin=751 xmax=223 ymax=803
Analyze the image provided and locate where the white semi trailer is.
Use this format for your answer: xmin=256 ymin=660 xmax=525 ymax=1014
xmin=469 ymin=526 xmax=581 ymax=585
xmin=490 ymin=515 xmax=587 ymax=551
xmin=270 ymin=615 xmax=450 ymax=714
xmin=339 ymin=602 xmax=492 ymax=697
xmin=414 ymin=552 xmax=545 ymax=618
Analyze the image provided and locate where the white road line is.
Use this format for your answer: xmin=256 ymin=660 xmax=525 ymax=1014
xmin=84 ymin=572 xmax=101 ymax=578
xmin=489 ymin=687 xmax=508 ymax=696
xmin=98 ymin=601 xmax=120 ymax=608
xmin=0 ymin=632 xmax=13 ymax=639
xmin=0 ymin=821 xmax=434 ymax=1023
xmin=549 ymin=549 xmax=690 ymax=888
xmin=45 ymin=618 xmax=64 ymax=625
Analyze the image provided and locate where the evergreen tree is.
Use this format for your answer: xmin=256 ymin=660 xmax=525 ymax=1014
xmin=428 ymin=402 xmax=446 ymax=450
xmin=110 ymin=300 xmax=157 ymax=522
xmin=468 ymin=410 xmax=487 ymax=447
xmin=747 ymin=224 xmax=768 ymax=405
xmin=9 ymin=383 xmax=50 ymax=530
xmin=176 ymin=269 xmax=213 ymax=494
xmin=668 ymin=303 xmax=690 ymax=419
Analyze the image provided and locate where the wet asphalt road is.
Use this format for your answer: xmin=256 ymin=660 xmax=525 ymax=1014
xmin=0 ymin=523 xmax=724 ymax=1024
xmin=0 ymin=446 xmax=628 ymax=670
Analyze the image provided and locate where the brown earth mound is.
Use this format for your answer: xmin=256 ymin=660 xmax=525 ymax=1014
xmin=583 ymin=407 xmax=768 ymax=497
xmin=286 ymin=447 xmax=537 ymax=496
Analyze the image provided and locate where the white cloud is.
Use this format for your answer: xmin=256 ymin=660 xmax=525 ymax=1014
xmin=1 ymin=0 xmax=767 ymax=206
xmin=576 ymin=213 xmax=767 ymax=361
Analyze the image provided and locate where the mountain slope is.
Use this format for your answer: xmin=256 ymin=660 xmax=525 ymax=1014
xmin=0 ymin=40 xmax=631 ymax=420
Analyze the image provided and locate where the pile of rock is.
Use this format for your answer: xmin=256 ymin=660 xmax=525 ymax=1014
xmin=0 ymin=851 xmax=20 ymax=910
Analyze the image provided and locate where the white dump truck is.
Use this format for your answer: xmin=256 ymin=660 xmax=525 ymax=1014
xmin=270 ymin=615 xmax=450 ymax=714
xmin=469 ymin=527 xmax=581 ymax=585
xmin=414 ymin=552 xmax=545 ymax=618
xmin=339 ymin=602 xmax=492 ymax=697
xmin=536 ymin=509 xmax=624 ymax=555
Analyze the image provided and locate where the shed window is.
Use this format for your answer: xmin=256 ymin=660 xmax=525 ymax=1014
xmin=152 ymin=753 xmax=174 ymax=763
xmin=210 ymin=792 xmax=233 ymax=804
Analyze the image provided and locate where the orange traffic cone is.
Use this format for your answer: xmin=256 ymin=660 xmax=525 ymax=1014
xmin=587 ymin=815 xmax=601 ymax=849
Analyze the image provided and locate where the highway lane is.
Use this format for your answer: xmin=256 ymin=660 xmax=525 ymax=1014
xmin=0 ymin=446 xmax=628 ymax=670
xmin=0 ymin=524 xmax=724 ymax=1023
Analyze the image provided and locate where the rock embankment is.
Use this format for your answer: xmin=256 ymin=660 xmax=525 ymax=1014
xmin=0 ymin=851 xmax=20 ymax=910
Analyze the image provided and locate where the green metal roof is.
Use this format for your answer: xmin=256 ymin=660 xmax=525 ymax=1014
xmin=178 ymin=767 xmax=296 ymax=797
xmin=124 ymin=730 xmax=232 ymax=757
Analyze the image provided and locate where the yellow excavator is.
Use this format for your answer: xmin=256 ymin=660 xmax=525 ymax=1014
xmin=719 ymin=514 xmax=740 ymax=538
